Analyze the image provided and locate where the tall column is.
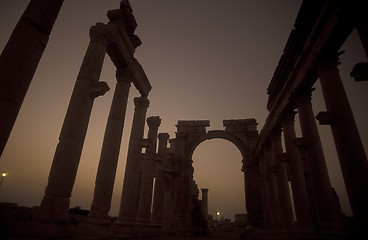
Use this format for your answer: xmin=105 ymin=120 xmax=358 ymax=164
xmin=258 ymin=152 xmax=273 ymax=228
xmin=270 ymin=128 xmax=294 ymax=229
xmin=117 ymin=96 xmax=149 ymax=225
xmin=264 ymin=141 xmax=281 ymax=228
xmin=201 ymin=188 xmax=209 ymax=221
xmin=38 ymin=23 xmax=111 ymax=222
xmin=152 ymin=133 xmax=170 ymax=224
xmin=0 ymin=0 xmax=64 ymax=157
xmin=317 ymin=52 xmax=368 ymax=230
xmin=87 ymin=69 xmax=133 ymax=224
xmin=297 ymin=89 xmax=341 ymax=230
xmin=281 ymin=111 xmax=313 ymax=231
xmin=136 ymin=116 xmax=161 ymax=225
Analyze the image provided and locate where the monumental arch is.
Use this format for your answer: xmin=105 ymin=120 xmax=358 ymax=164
xmin=1 ymin=0 xmax=368 ymax=239
xmin=166 ymin=119 xmax=262 ymax=231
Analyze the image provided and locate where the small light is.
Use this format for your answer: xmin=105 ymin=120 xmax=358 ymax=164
xmin=2 ymin=172 xmax=7 ymax=177
xmin=216 ymin=211 xmax=220 ymax=216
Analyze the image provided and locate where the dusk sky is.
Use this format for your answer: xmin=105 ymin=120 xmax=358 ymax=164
xmin=0 ymin=0 xmax=367 ymax=220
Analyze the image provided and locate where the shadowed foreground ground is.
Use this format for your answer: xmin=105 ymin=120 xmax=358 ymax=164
xmin=0 ymin=202 xmax=353 ymax=239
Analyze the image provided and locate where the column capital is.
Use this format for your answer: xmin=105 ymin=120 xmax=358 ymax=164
xmin=133 ymin=96 xmax=149 ymax=109
xmin=116 ymin=68 xmax=134 ymax=83
xmin=89 ymin=23 xmax=113 ymax=47
xmin=201 ymin=188 xmax=209 ymax=193
xmin=158 ymin=133 xmax=170 ymax=142
xmin=316 ymin=51 xmax=344 ymax=74
xmin=296 ymin=87 xmax=315 ymax=107
xmin=147 ymin=116 xmax=161 ymax=129
xmin=281 ymin=111 xmax=296 ymax=125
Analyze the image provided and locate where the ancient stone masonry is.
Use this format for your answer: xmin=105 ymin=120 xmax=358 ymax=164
xmin=36 ymin=1 xmax=152 ymax=223
xmin=254 ymin=0 xmax=368 ymax=237
xmin=3 ymin=0 xmax=367 ymax=239
xmin=164 ymin=119 xmax=259 ymax=232
xmin=0 ymin=0 xmax=64 ymax=157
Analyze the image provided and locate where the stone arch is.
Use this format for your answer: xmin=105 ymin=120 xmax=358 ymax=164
xmin=186 ymin=130 xmax=248 ymax=164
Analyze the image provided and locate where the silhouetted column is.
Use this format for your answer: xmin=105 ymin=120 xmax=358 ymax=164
xmin=297 ymin=89 xmax=340 ymax=230
xmin=87 ymin=69 xmax=133 ymax=224
xmin=0 ymin=0 xmax=64 ymax=157
xmin=136 ymin=116 xmax=161 ymax=225
xmin=264 ymin=141 xmax=281 ymax=228
xmin=152 ymin=133 xmax=170 ymax=224
xmin=317 ymin=52 xmax=368 ymax=230
xmin=38 ymin=23 xmax=111 ymax=222
xmin=281 ymin=111 xmax=313 ymax=230
xmin=270 ymin=128 xmax=293 ymax=229
xmin=201 ymin=188 xmax=209 ymax=221
xmin=258 ymin=152 xmax=273 ymax=228
xmin=117 ymin=96 xmax=149 ymax=225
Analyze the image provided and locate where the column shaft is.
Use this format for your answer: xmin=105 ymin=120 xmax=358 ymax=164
xmin=282 ymin=112 xmax=313 ymax=230
xmin=88 ymin=70 xmax=132 ymax=224
xmin=318 ymin=53 xmax=368 ymax=229
xmin=117 ymin=96 xmax=149 ymax=225
xmin=136 ymin=116 xmax=161 ymax=224
xmin=258 ymin=152 xmax=274 ymax=228
xmin=39 ymin=24 xmax=111 ymax=222
xmin=201 ymin=188 xmax=209 ymax=221
xmin=0 ymin=0 xmax=64 ymax=157
xmin=271 ymin=128 xmax=294 ymax=229
xmin=297 ymin=91 xmax=341 ymax=230
xmin=151 ymin=133 xmax=170 ymax=224
xmin=264 ymin=141 xmax=281 ymax=228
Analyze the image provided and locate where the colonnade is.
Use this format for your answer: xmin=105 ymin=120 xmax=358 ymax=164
xmin=34 ymin=2 xmax=169 ymax=227
xmin=255 ymin=52 xmax=368 ymax=233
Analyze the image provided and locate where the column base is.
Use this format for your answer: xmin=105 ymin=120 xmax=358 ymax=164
xmin=32 ymin=195 xmax=70 ymax=223
xmin=135 ymin=217 xmax=151 ymax=227
xmin=85 ymin=210 xmax=112 ymax=225
xmin=114 ymin=216 xmax=136 ymax=226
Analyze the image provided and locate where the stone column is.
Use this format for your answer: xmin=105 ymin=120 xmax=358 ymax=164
xmin=297 ymin=89 xmax=340 ymax=230
xmin=117 ymin=96 xmax=149 ymax=225
xmin=270 ymin=128 xmax=294 ymax=229
xmin=87 ymin=69 xmax=133 ymax=224
xmin=38 ymin=23 xmax=111 ymax=222
xmin=201 ymin=188 xmax=209 ymax=221
xmin=317 ymin=52 xmax=368 ymax=230
xmin=281 ymin=111 xmax=313 ymax=230
xmin=136 ymin=116 xmax=161 ymax=225
xmin=264 ymin=141 xmax=281 ymax=228
xmin=258 ymin=152 xmax=273 ymax=228
xmin=151 ymin=133 xmax=170 ymax=224
xmin=0 ymin=0 xmax=64 ymax=157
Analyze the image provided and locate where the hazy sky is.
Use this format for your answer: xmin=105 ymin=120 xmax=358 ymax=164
xmin=0 ymin=0 xmax=367 ymax=220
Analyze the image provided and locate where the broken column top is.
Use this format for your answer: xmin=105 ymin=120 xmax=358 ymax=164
xmin=107 ymin=0 xmax=141 ymax=48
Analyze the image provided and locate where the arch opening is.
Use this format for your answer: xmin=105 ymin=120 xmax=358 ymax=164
xmin=192 ymin=138 xmax=245 ymax=221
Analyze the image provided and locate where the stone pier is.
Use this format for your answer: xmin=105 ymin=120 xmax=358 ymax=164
xmin=201 ymin=188 xmax=209 ymax=221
